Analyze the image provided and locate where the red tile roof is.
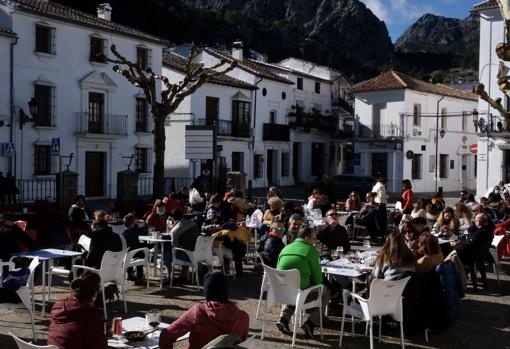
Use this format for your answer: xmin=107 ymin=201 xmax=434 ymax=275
xmin=10 ymin=0 xmax=167 ymax=45
xmin=162 ymin=51 xmax=257 ymax=90
xmin=204 ymin=48 xmax=294 ymax=84
xmin=472 ymin=1 xmax=498 ymax=11
xmin=354 ymin=70 xmax=478 ymax=101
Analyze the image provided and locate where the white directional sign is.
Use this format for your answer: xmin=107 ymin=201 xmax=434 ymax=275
xmin=185 ymin=125 xmax=214 ymax=160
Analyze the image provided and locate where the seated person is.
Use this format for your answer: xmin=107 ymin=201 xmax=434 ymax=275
xmin=415 ymin=233 xmax=444 ymax=273
xmin=163 ymin=193 xmax=186 ymax=215
xmin=345 ymin=191 xmax=361 ymax=212
xmin=257 ymin=221 xmax=285 ymax=268
xmin=0 ymin=214 xmax=36 ymax=262
xmin=263 ymin=197 xmax=283 ymax=224
xmin=276 ymin=227 xmax=330 ymax=339
xmin=306 ymin=188 xmax=321 ymax=210
xmin=205 ymin=194 xmax=224 ymax=224
xmin=411 ymin=216 xmax=430 ymax=235
xmin=317 ymin=210 xmax=350 ymax=259
xmin=212 ymin=223 xmax=249 ymax=278
xmin=121 ymin=213 xmax=147 ymax=283
xmin=431 ymin=207 xmax=459 ymax=239
xmin=283 ymin=213 xmax=303 ymax=245
xmin=189 ymin=185 xmax=205 ymax=212
xmin=371 ymin=231 xmax=416 ymax=281
xmin=146 ymin=200 xmax=168 ymax=233
xmin=401 ymin=222 xmax=420 ymax=257
xmin=48 ymin=272 xmax=107 ymax=349
xmin=201 ymin=210 xmax=223 ymax=236
xmin=67 ymin=195 xmax=91 ymax=230
xmin=159 ymin=272 xmax=249 ymax=349
xmin=86 ymin=218 xmax=122 ymax=269
xmin=227 ymin=191 xmax=253 ymax=221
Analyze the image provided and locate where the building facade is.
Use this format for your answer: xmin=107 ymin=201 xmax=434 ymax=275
xmin=354 ymin=71 xmax=478 ymax=194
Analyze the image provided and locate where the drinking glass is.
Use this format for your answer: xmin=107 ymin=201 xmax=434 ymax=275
xmin=331 ymin=249 xmax=339 ymax=261
xmin=146 ymin=309 xmax=161 ymax=337
xmin=363 ymin=237 xmax=371 ymax=248
xmin=336 ymin=246 xmax=344 ymax=260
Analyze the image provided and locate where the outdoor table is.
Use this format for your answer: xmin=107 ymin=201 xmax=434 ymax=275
xmin=11 ymin=248 xmax=84 ymax=316
xmin=108 ymin=316 xmax=189 ymax=348
xmin=139 ymin=235 xmax=170 ymax=289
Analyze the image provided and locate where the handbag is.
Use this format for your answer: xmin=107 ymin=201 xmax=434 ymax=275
xmin=1 ymin=267 xmax=30 ymax=291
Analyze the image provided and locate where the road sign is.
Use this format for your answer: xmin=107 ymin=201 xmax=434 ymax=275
xmin=470 ymin=144 xmax=477 ymax=154
xmin=185 ymin=125 xmax=214 ymax=160
xmin=51 ymin=138 xmax=60 ymax=155
xmin=2 ymin=142 xmax=15 ymax=157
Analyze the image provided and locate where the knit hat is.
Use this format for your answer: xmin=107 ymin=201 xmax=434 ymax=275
xmin=203 ymin=272 xmax=229 ymax=303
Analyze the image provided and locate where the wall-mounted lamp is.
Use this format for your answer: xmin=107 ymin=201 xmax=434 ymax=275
xmin=19 ymin=97 xmax=39 ymax=130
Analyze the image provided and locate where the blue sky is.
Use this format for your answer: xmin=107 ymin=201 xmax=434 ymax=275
xmin=360 ymin=0 xmax=481 ymax=42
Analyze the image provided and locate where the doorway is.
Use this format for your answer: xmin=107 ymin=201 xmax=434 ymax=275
xmin=461 ymin=155 xmax=469 ymax=189
xmin=205 ymin=96 xmax=219 ymax=125
xmin=371 ymin=153 xmax=388 ymax=178
xmin=311 ymin=143 xmax=324 ymax=177
xmin=293 ymin=142 xmax=300 ymax=182
xmin=504 ymin=150 xmax=510 ymax=183
xmin=85 ymin=151 xmax=105 ymax=197
xmin=267 ymin=149 xmax=278 ymax=185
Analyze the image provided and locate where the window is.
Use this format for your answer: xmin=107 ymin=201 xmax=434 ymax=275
xmin=269 ymin=110 xmax=276 ymax=124
xmin=315 ymin=81 xmax=321 ymax=94
xmin=34 ymin=145 xmax=52 ymax=175
xmin=429 ymin=155 xmax=436 ymax=173
xmin=231 ymin=152 xmax=244 ymax=172
xmin=297 ymin=77 xmax=303 ymax=90
xmin=461 ymin=111 xmax=467 ymax=131
xmin=281 ymin=152 xmax=290 ymax=177
xmin=135 ymin=147 xmax=150 ymax=173
xmin=441 ymin=107 xmax=447 ymax=129
xmin=439 ymin=154 xmax=449 ymax=178
xmin=34 ymin=84 xmax=55 ymax=127
xmin=136 ymin=98 xmax=149 ymax=132
xmin=254 ymin=154 xmax=264 ymax=178
xmin=35 ymin=24 xmax=55 ymax=54
xmin=232 ymin=100 xmax=251 ymax=124
xmin=137 ymin=47 xmax=151 ymax=70
xmin=413 ymin=104 xmax=421 ymax=126
xmin=450 ymin=159 xmax=455 ymax=169
xmin=90 ymin=36 xmax=106 ymax=62
xmin=412 ymin=154 xmax=422 ymax=179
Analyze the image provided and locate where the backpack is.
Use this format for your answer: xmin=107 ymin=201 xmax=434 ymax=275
xmin=0 ymin=267 xmax=30 ymax=291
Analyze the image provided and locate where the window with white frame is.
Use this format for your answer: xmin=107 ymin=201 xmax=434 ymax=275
xmin=136 ymin=97 xmax=149 ymax=132
xmin=412 ymin=154 xmax=422 ymax=179
xmin=254 ymin=154 xmax=264 ymax=178
xmin=135 ymin=147 xmax=151 ymax=173
xmin=35 ymin=24 xmax=55 ymax=54
xmin=34 ymin=84 xmax=55 ymax=127
xmin=90 ymin=36 xmax=107 ymax=62
xmin=137 ymin=46 xmax=152 ymax=70
xmin=34 ymin=145 xmax=52 ymax=175
xmin=281 ymin=152 xmax=290 ymax=177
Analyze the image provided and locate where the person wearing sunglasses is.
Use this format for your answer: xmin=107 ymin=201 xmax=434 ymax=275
xmin=257 ymin=221 xmax=285 ymax=268
xmin=316 ymin=209 xmax=350 ymax=260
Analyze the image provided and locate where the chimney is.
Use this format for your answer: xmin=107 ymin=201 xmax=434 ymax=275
xmin=97 ymin=3 xmax=112 ymax=21
xmin=232 ymin=40 xmax=243 ymax=61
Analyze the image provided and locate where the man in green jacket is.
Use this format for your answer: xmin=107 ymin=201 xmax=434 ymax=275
xmin=276 ymin=227 xmax=330 ymax=338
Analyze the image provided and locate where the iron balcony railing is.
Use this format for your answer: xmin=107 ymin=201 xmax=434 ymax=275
xmin=76 ymin=112 xmax=128 ymax=135
xmin=357 ymin=123 xmax=403 ymax=139
xmin=287 ymin=113 xmax=340 ymax=135
xmin=197 ymin=119 xmax=251 ymax=138
xmin=263 ymin=123 xmax=290 ymax=141
xmin=16 ymin=178 xmax=56 ymax=203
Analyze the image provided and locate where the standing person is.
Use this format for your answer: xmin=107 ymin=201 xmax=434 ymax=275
xmin=0 ymin=172 xmax=5 ymax=205
xmin=401 ymin=179 xmax=414 ymax=214
xmin=372 ymin=177 xmax=388 ymax=239
xmin=276 ymin=227 xmax=330 ymax=338
xmin=257 ymin=221 xmax=285 ymax=268
xmin=68 ymin=195 xmax=92 ymax=230
xmin=48 ymin=272 xmax=107 ymax=349
xmin=317 ymin=210 xmax=350 ymax=259
xmin=159 ymin=272 xmax=249 ymax=349
xmin=5 ymin=172 xmax=18 ymax=205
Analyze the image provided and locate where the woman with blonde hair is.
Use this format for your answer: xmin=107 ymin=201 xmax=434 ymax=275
xmin=263 ymin=197 xmax=284 ymax=224
xmin=454 ymin=202 xmax=472 ymax=235
xmin=431 ymin=207 xmax=460 ymax=238
xmin=371 ymin=231 xmax=416 ymax=281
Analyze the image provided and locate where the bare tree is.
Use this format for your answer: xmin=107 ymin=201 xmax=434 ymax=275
xmin=103 ymin=44 xmax=236 ymax=198
xmin=475 ymin=1 xmax=510 ymax=127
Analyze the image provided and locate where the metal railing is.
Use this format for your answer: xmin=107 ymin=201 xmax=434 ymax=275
xmin=197 ymin=119 xmax=251 ymax=138
xmin=137 ymin=177 xmax=195 ymax=197
xmin=263 ymin=123 xmax=290 ymax=141
xmin=75 ymin=112 xmax=128 ymax=135
xmin=357 ymin=123 xmax=403 ymax=139
xmin=16 ymin=178 xmax=56 ymax=203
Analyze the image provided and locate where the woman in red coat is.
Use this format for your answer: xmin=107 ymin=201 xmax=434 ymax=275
xmin=159 ymin=272 xmax=249 ymax=349
xmin=401 ymin=179 xmax=414 ymax=214
xmin=48 ymin=272 xmax=107 ymax=349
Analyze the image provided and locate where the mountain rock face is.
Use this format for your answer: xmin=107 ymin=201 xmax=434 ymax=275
xmin=181 ymin=0 xmax=393 ymax=65
xmin=395 ymin=13 xmax=479 ymax=56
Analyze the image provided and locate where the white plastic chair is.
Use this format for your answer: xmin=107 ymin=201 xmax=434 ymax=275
xmin=72 ymin=249 xmax=128 ymax=319
xmin=490 ymin=235 xmax=505 ymax=285
xmin=339 ymin=277 xmax=410 ymax=349
xmin=0 ymin=258 xmax=40 ymax=340
xmin=212 ymin=245 xmax=235 ymax=275
xmin=170 ymin=236 xmax=215 ymax=287
xmin=9 ymin=332 xmax=58 ymax=349
xmin=260 ymin=265 xmax=324 ymax=347
xmin=352 ymin=221 xmax=367 ymax=242
xmin=125 ymin=247 xmax=150 ymax=288
xmin=255 ymin=253 xmax=269 ymax=320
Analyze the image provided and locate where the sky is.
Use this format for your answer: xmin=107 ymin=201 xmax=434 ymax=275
xmin=360 ymin=0 xmax=482 ymax=42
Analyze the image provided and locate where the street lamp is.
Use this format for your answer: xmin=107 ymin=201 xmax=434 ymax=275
xmin=19 ymin=97 xmax=39 ymax=129
xmin=439 ymin=129 xmax=446 ymax=139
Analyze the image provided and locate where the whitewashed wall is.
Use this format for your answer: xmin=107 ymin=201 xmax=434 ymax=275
xmin=0 ymin=34 xmax=12 ymax=174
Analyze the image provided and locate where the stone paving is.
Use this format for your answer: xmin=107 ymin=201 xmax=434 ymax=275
xmin=0 ymin=254 xmax=509 ymax=349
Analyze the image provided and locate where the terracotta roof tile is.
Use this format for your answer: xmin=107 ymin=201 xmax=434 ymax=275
xmin=204 ymin=48 xmax=294 ymax=84
xmin=472 ymin=1 xmax=498 ymax=11
xmin=10 ymin=0 xmax=168 ymax=45
xmin=162 ymin=51 xmax=257 ymax=90
xmin=354 ymin=70 xmax=478 ymax=101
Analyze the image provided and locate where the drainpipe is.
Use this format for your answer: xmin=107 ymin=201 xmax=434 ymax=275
xmin=250 ymin=77 xmax=263 ymax=190
xmin=9 ymin=35 xmax=18 ymax=175
xmin=435 ymin=95 xmax=445 ymax=193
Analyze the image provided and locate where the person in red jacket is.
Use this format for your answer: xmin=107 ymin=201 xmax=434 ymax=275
xmin=146 ymin=199 xmax=168 ymax=232
xmin=401 ymin=179 xmax=414 ymax=214
xmin=159 ymin=272 xmax=249 ymax=349
xmin=48 ymin=272 xmax=107 ymax=349
xmin=163 ymin=193 xmax=186 ymax=214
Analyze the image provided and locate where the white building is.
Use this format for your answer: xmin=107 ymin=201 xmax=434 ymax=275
xmin=354 ymin=70 xmax=478 ymax=194
xmin=0 ymin=27 xmax=16 ymax=169
xmin=0 ymin=0 xmax=166 ymax=200
xmin=473 ymin=0 xmax=510 ymax=195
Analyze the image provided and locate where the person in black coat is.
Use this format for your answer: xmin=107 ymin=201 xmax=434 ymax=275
xmin=257 ymin=221 xmax=285 ymax=268
xmin=68 ymin=195 xmax=92 ymax=230
xmin=121 ymin=213 xmax=147 ymax=282
xmin=317 ymin=210 xmax=350 ymax=259
xmin=0 ymin=214 xmax=36 ymax=262
xmin=86 ymin=219 xmax=122 ymax=269
xmin=0 ymin=172 xmax=6 ymax=205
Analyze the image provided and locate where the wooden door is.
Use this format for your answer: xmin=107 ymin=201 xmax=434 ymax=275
xmin=85 ymin=152 xmax=105 ymax=197
xmin=205 ymin=97 xmax=219 ymax=125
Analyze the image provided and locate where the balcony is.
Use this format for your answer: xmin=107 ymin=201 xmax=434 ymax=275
xmin=357 ymin=123 xmax=403 ymax=139
xmin=197 ymin=119 xmax=250 ymax=138
xmin=287 ymin=112 xmax=340 ymax=136
xmin=75 ymin=112 xmax=128 ymax=136
xmin=263 ymin=123 xmax=290 ymax=141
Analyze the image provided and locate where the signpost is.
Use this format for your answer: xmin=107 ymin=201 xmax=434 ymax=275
xmin=51 ymin=138 xmax=61 ymax=155
xmin=185 ymin=126 xmax=214 ymax=160
xmin=470 ymin=144 xmax=478 ymax=154
xmin=2 ymin=142 xmax=15 ymax=157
